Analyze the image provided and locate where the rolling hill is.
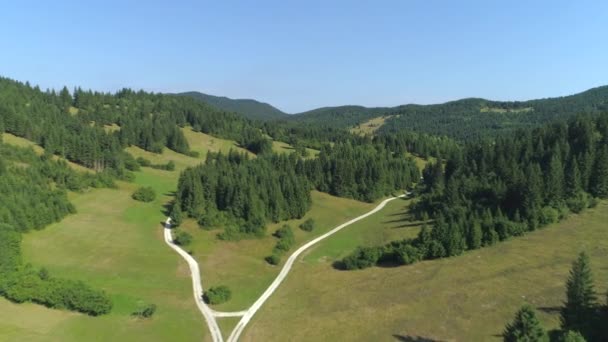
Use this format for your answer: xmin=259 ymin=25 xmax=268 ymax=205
xmin=290 ymin=85 xmax=608 ymax=140
xmin=176 ymin=91 xmax=289 ymax=121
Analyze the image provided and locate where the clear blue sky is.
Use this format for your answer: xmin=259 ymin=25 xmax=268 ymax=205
xmin=1 ymin=1 xmax=607 ymax=113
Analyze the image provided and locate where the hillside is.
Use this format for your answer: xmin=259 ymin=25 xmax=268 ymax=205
xmin=290 ymin=85 xmax=608 ymax=140
xmin=177 ymin=91 xmax=289 ymax=121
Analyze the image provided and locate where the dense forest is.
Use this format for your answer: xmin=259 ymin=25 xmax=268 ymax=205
xmin=176 ymin=138 xmax=420 ymax=239
xmin=341 ymin=113 xmax=608 ymax=270
xmin=177 ymin=151 xmax=311 ymax=239
xmin=0 ymin=141 xmax=112 ymax=315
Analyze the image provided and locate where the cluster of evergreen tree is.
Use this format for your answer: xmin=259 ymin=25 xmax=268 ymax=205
xmin=341 ymin=113 xmax=608 ymax=269
xmin=176 ymin=151 xmax=311 ymax=239
xmin=176 ymin=136 xmax=420 ymax=239
xmin=502 ymin=252 xmax=607 ymax=342
xmin=0 ymin=142 xmax=112 ymax=315
xmin=300 ymin=140 xmax=420 ymax=202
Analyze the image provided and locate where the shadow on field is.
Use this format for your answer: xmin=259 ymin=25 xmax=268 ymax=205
xmin=390 ymin=222 xmax=423 ymax=229
xmin=392 ymin=334 xmax=442 ymax=342
xmin=331 ymin=260 xmax=347 ymax=270
xmin=537 ymin=306 xmax=561 ymax=314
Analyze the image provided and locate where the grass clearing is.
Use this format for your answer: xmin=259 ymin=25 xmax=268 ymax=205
xmin=244 ymin=201 xmax=608 ymax=342
xmin=350 ymin=116 xmax=391 ymax=136
xmin=480 ymin=106 xmax=533 ymax=114
xmin=180 ymin=191 xmax=377 ymax=312
xmin=271 ymin=140 xmax=320 ymax=158
xmin=181 ymin=127 xmax=253 ymax=158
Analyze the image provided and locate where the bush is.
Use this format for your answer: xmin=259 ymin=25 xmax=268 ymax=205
xmin=136 ymin=157 xmax=151 ymax=167
xmin=132 ymin=186 xmax=156 ymax=202
xmin=396 ymin=245 xmax=421 ymax=265
xmin=2 ymin=268 xmax=112 ymax=316
xmin=540 ymin=206 xmax=559 ymax=226
xmin=203 ymin=285 xmax=231 ymax=305
xmin=173 ymin=231 xmax=192 ymax=246
xmin=132 ymin=303 xmax=157 ymax=318
xmin=342 ymin=246 xmax=382 ymax=270
xmin=265 ymin=254 xmax=281 ymax=265
xmin=299 ymin=218 xmax=315 ymax=232
xmin=566 ymin=191 xmax=590 ymax=213
xmin=267 ymin=225 xmax=295 ymax=262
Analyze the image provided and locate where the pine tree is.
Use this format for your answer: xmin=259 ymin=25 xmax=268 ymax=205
xmin=547 ymin=154 xmax=565 ymax=203
xmin=170 ymin=201 xmax=183 ymax=227
xmin=503 ymin=305 xmax=547 ymax=342
xmin=565 ymin=156 xmax=582 ymax=198
xmin=466 ymin=221 xmax=482 ymax=250
xmin=590 ymin=145 xmax=608 ymax=198
xmin=561 ymin=252 xmax=597 ymax=337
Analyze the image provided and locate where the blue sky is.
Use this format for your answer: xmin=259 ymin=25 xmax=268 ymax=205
xmin=1 ymin=1 xmax=607 ymax=113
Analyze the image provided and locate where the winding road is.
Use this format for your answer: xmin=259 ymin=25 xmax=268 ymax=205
xmin=164 ymin=194 xmax=408 ymax=342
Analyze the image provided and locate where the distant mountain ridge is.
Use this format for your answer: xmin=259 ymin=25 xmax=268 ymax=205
xmin=178 ymin=85 xmax=608 ymax=140
xmin=176 ymin=91 xmax=288 ymax=121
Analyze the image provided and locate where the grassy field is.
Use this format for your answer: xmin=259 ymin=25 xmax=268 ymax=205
xmin=0 ymin=129 xmax=255 ymax=341
xmin=179 ymin=191 xmax=377 ymax=312
xmin=181 ymin=127 xmax=253 ymax=158
xmin=243 ymin=201 xmax=608 ymax=342
xmin=350 ymin=116 xmax=391 ymax=136
xmin=271 ymin=140 xmax=320 ymax=158
xmin=2 ymin=172 xmax=207 ymax=342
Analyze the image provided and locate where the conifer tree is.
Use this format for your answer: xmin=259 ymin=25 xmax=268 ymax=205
xmin=590 ymin=145 xmax=608 ymax=198
xmin=547 ymin=154 xmax=565 ymax=203
xmin=503 ymin=305 xmax=547 ymax=342
xmin=561 ymin=252 xmax=597 ymax=337
xmin=565 ymin=156 xmax=582 ymax=197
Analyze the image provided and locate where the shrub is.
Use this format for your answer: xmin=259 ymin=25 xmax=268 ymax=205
xmin=299 ymin=218 xmax=315 ymax=232
xmin=267 ymin=225 xmax=295 ymax=263
xmin=203 ymin=285 xmax=231 ymax=305
xmin=396 ymin=245 xmax=421 ymax=265
xmin=540 ymin=206 xmax=559 ymax=226
xmin=132 ymin=187 xmax=156 ymax=202
xmin=136 ymin=157 xmax=151 ymax=167
xmin=165 ymin=161 xmax=175 ymax=171
xmin=566 ymin=191 xmax=590 ymax=213
xmin=132 ymin=303 xmax=157 ymax=318
xmin=173 ymin=231 xmax=192 ymax=246
xmin=342 ymin=246 xmax=382 ymax=270
xmin=265 ymin=254 xmax=281 ymax=265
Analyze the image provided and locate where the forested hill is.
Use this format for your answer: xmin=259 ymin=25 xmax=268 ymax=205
xmin=289 ymin=85 xmax=608 ymax=140
xmin=176 ymin=91 xmax=289 ymax=121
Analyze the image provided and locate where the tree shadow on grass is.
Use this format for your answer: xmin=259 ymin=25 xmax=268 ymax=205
xmin=160 ymin=200 xmax=174 ymax=216
xmin=537 ymin=306 xmax=561 ymax=314
xmin=390 ymin=222 xmax=424 ymax=229
xmin=331 ymin=260 xmax=347 ymax=270
xmin=392 ymin=334 xmax=442 ymax=342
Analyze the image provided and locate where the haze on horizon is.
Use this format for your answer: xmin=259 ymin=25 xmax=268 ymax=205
xmin=1 ymin=0 xmax=607 ymax=113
